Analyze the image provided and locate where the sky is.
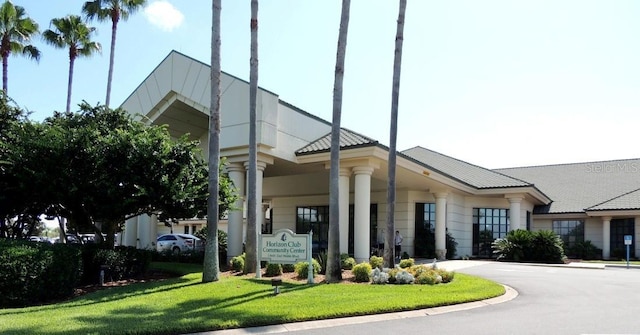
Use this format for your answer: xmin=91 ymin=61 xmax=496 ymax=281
xmin=7 ymin=0 xmax=640 ymax=169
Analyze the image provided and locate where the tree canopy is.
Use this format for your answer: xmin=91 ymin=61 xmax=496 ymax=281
xmin=0 ymin=99 xmax=237 ymax=246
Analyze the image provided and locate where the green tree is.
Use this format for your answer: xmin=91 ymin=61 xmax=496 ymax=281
xmin=82 ymin=0 xmax=146 ymax=107
xmin=43 ymin=15 xmax=101 ymax=113
xmin=203 ymin=0 xmax=222 ymax=283
xmin=244 ymin=0 xmax=259 ymax=276
xmin=384 ymin=0 xmax=407 ymax=268
xmin=0 ymin=1 xmax=40 ymax=94
xmin=326 ymin=0 xmax=351 ymax=283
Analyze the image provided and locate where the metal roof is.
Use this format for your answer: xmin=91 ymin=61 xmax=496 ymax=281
xmin=296 ymin=128 xmax=379 ymax=155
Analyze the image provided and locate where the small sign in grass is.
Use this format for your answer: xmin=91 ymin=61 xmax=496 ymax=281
xmin=0 ymin=263 xmax=505 ymax=334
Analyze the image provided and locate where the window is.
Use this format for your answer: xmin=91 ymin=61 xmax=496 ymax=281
xmin=414 ymin=203 xmax=436 ymax=257
xmin=552 ymin=220 xmax=584 ymax=255
xmin=610 ymin=218 xmax=635 ymax=258
xmin=297 ymin=204 xmax=377 ymax=256
xmin=472 ymin=208 xmax=509 ymax=257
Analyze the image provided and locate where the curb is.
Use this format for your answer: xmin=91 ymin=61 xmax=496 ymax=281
xmin=189 ymin=284 xmax=518 ymax=335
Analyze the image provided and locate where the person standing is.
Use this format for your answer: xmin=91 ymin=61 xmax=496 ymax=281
xmin=395 ymin=230 xmax=403 ymax=260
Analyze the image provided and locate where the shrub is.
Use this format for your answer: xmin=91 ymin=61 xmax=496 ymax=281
xmin=493 ymin=229 xmax=565 ymax=264
xmin=398 ymin=258 xmax=414 ymax=268
xmin=352 ymin=262 xmax=372 ymax=283
xmin=401 ymin=251 xmax=410 ymax=259
xmin=282 ymin=263 xmax=295 ymax=272
xmin=230 ymin=253 xmax=245 ymax=272
xmin=566 ymin=240 xmax=602 ymax=260
xmin=265 ymin=263 xmax=282 ymax=277
xmin=294 ymin=259 xmax=321 ymax=279
xmin=408 ymin=264 xmax=429 ymax=277
xmin=82 ymin=245 xmax=153 ymax=285
xmin=415 ymin=270 xmax=440 ymax=285
xmin=340 ymin=254 xmax=356 ymax=270
xmin=316 ymin=251 xmax=327 ymax=274
xmin=530 ymin=230 xmax=565 ymax=263
xmin=0 ymin=240 xmax=81 ymax=307
xmin=369 ymin=255 xmax=383 ymax=269
xmin=371 ymin=267 xmax=389 ymax=284
xmin=387 ymin=267 xmax=400 ymax=284
xmin=437 ymin=269 xmax=455 ymax=283
xmin=394 ymin=269 xmax=415 ymax=284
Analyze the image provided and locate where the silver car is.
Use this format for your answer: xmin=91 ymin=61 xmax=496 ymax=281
xmin=156 ymin=234 xmax=203 ymax=253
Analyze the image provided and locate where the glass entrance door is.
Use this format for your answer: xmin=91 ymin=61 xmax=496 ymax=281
xmin=610 ymin=218 xmax=635 ymax=259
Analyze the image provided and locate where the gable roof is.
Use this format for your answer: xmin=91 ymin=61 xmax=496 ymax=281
xmin=296 ymin=128 xmax=379 ymax=155
xmin=497 ymin=159 xmax=640 ymax=214
xmin=401 ymin=146 xmax=532 ymax=189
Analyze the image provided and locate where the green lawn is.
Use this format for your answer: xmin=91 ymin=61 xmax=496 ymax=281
xmin=0 ymin=263 xmax=505 ymax=335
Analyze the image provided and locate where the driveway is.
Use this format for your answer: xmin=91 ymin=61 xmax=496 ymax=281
xmin=199 ymin=261 xmax=640 ymax=335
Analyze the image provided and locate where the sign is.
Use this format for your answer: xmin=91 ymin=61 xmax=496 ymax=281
xmin=260 ymin=229 xmax=310 ymax=264
xmin=624 ymin=235 xmax=633 ymax=246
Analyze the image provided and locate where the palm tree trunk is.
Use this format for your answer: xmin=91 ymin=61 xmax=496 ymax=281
xmin=326 ymin=0 xmax=351 ymax=283
xmin=202 ymin=0 xmax=222 ymax=283
xmin=105 ymin=19 xmax=117 ymax=107
xmin=385 ymin=0 xmax=407 ymax=268
xmin=66 ymin=56 xmax=75 ymax=113
xmin=2 ymin=54 xmax=7 ymax=94
xmin=245 ymin=0 xmax=260 ymax=277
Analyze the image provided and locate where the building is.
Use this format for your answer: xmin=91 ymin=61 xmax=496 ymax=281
xmin=120 ymin=50 xmax=640 ymax=261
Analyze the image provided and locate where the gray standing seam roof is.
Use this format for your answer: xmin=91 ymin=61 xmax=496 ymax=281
xmin=296 ymin=128 xmax=378 ymax=155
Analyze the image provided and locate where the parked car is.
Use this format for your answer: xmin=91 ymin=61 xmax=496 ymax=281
xmin=156 ymin=234 xmax=203 ymax=254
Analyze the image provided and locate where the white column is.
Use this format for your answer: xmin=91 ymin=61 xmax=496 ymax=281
xmin=137 ymin=214 xmax=151 ymax=249
xmin=507 ymin=196 xmax=523 ymax=231
xmin=353 ymin=166 xmax=374 ymax=262
xmin=339 ymin=168 xmax=351 ymax=254
xmin=226 ymin=163 xmax=245 ymax=259
xmin=434 ymin=192 xmax=448 ymax=260
xmin=148 ymin=215 xmax=158 ymax=249
xmin=244 ymin=162 xmax=267 ymax=239
xmin=124 ymin=217 xmax=138 ymax=247
xmin=602 ymin=216 xmax=611 ymax=259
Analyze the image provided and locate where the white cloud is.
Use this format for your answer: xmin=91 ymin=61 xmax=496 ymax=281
xmin=144 ymin=1 xmax=184 ymax=32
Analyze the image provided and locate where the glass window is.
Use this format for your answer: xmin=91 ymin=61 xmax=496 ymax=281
xmin=552 ymin=220 xmax=584 ymax=255
xmin=473 ymin=208 xmax=509 ymax=257
xmin=414 ymin=203 xmax=436 ymax=257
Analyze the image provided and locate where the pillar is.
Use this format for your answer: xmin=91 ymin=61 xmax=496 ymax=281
xmin=124 ymin=217 xmax=138 ymax=247
xmin=339 ymin=168 xmax=351 ymax=254
xmin=507 ymin=196 xmax=523 ymax=231
xmin=353 ymin=166 xmax=374 ymax=262
xmin=148 ymin=215 xmax=158 ymax=250
xmin=137 ymin=214 xmax=151 ymax=249
xmin=602 ymin=216 xmax=611 ymax=259
xmin=227 ymin=163 xmax=245 ymax=260
xmin=434 ymin=192 xmax=448 ymax=260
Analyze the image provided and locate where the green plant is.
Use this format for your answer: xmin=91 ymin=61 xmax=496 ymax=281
xmin=401 ymin=251 xmax=410 ymax=259
xmin=566 ymin=240 xmax=602 ymax=260
xmin=394 ymin=269 xmax=414 ymax=284
xmin=415 ymin=271 xmax=439 ymax=285
xmin=437 ymin=269 xmax=455 ymax=283
xmin=398 ymin=258 xmax=414 ymax=268
xmin=414 ymin=228 xmax=458 ymax=259
xmin=282 ymin=263 xmax=295 ymax=272
xmin=294 ymin=259 xmax=321 ymax=279
xmin=316 ymin=251 xmax=327 ymax=274
xmin=265 ymin=263 xmax=282 ymax=277
xmin=493 ymin=229 xmax=565 ymax=264
xmin=352 ymin=262 xmax=372 ymax=283
xmin=341 ymin=256 xmax=356 ymax=270
xmin=530 ymin=230 xmax=565 ymax=263
xmin=387 ymin=267 xmax=400 ymax=284
xmin=230 ymin=253 xmax=245 ymax=272
xmin=369 ymin=255 xmax=383 ymax=269
xmin=371 ymin=268 xmax=389 ymax=284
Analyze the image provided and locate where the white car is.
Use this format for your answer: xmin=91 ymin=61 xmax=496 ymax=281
xmin=156 ymin=234 xmax=203 ymax=253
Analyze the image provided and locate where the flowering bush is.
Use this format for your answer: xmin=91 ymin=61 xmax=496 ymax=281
xmin=352 ymin=262 xmax=372 ymax=283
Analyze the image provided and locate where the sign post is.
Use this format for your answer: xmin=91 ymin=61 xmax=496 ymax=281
xmin=624 ymin=235 xmax=632 ymax=269
xmin=260 ymin=229 xmax=314 ymax=284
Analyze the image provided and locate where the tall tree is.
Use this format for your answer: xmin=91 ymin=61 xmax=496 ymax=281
xmin=202 ymin=0 xmax=222 ymax=283
xmin=0 ymin=1 xmax=40 ymax=94
xmin=384 ymin=0 xmax=407 ymax=268
xmin=82 ymin=0 xmax=147 ymax=107
xmin=326 ymin=0 xmax=351 ymax=283
xmin=244 ymin=0 xmax=260 ymax=277
xmin=43 ymin=15 xmax=101 ymax=113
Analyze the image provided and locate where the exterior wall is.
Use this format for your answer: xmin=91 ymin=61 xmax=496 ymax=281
xmin=447 ymin=193 xmax=469 ymax=257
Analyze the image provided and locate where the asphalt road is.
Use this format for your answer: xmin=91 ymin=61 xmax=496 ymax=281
xmin=271 ymin=262 xmax=640 ymax=335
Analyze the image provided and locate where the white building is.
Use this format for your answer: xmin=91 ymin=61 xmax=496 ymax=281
xmin=120 ymin=51 xmax=640 ymax=261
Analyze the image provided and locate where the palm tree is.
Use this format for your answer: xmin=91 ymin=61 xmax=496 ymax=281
xmin=244 ymin=0 xmax=260 ymax=277
xmin=202 ymin=0 xmax=222 ymax=283
xmin=384 ymin=0 xmax=407 ymax=268
xmin=82 ymin=0 xmax=146 ymax=107
xmin=0 ymin=1 xmax=40 ymax=94
xmin=43 ymin=15 xmax=101 ymax=113
xmin=326 ymin=0 xmax=351 ymax=283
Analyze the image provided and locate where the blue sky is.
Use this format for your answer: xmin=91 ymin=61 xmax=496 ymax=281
xmin=8 ymin=1 xmax=640 ymax=169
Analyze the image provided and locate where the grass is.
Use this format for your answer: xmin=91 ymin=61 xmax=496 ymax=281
xmin=0 ymin=263 xmax=505 ymax=335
